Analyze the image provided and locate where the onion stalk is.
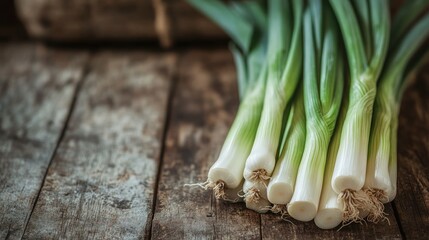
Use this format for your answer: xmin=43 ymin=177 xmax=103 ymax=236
xmin=288 ymin=2 xmax=344 ymax=222
xmin=329 ymin=0 xmax=390 ymax=212
xmin=365 ymin=13 xmax=429 ymax=222
xmin=267 ymin=84 xmax=306 ymax=205
xmin=314 ymin=86 xmax=348 ymax=229
xmin=188 ymin=0 xmax=429 ymax=229
xmin=244 ymin=0 xmax=303 ymax=184
xmin=187 ymin=0 xmax=267 ymax=197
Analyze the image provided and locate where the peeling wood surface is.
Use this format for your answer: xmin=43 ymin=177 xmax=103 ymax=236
xmin=0 ymin=43 xmax=88 ymax=239
xmin=21 ymin=50 xmax=177 ymax=240
xmin=0 ymin=43 xmax=428 ymax=239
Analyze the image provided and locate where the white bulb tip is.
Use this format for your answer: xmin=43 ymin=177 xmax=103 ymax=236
xmin=244 ymin=149 xmax=275 ymax=177
xmin=332 ymin=176 xmax=362 ymax=193
xmin=267 ymin=182 xmax=293 ymax=204
xmin=208 ymin=167 xmax=240 ymax=189
xmin=314 ymin=208 xmax=342 ymax=229
xmin=287 ymin=201 xmax=317 ymax=222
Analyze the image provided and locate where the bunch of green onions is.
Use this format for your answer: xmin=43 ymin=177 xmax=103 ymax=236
xmin=187 ymin=0 xmax=429 ymax=229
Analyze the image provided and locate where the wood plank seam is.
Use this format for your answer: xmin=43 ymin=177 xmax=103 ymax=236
xmin=150 ymin=50 xmax=262 ymax=240
xmin=259 ymin=214 xmax=262 ymax=240
xmin=5 ymin=225 xmax=13 ymax=240
xmin=146 ymin=52 xmax=181 ymax=240
xmin=391 ymin=201 xmax=406 ymax=239
xmin=19 ymin=54 xmax=93 ymax=240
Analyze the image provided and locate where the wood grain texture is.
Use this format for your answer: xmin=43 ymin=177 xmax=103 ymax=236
xmin=21 ymin=50 xmax=177 ymax=239
xmin=394 ymin=64 xmax=429 ymax=240
xmin=0 ymin=43 xmax=88 ymax=239
xmin=151 ymin=50 xmax=261 ymax=240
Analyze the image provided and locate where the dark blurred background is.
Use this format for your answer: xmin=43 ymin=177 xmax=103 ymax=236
xmin=0 ymin=1 xmax=27 ymax=40
xmin=0 ymin=0 xmax=232 ymax=48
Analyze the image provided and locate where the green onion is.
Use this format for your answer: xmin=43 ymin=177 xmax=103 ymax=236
xmin=187 ymin=0 xmax=267 ymax=198
xmin=230 ymin=0 xmax=267 ymax=31
xmin=267 ymin=84 xmax=306 ymax=206
xmin=244 ymin=0 xmax=303 ymax=190
xmin=351 ymin=0 xmax=372 ymax=59
xmin=390 ymin=0 xmax=429 ymax=49
xmin=188 ymin=0 xmax=429 ymax=228
xmin=365 ymin=13 xmax=429 ymax=222
xmin=230 ymin=44 xmax=248 ymax=100
xmin=314 ymin=83 xmax=348 ymax=229
xmin=288 ymin=2 xmax=344 ymax=222
xmin=387 ymin=46 xmax=429 ymax=204
xmin=205 ymin=59 xmax=266 ymax=196
xmin=329 ymin=0 xmax=390 ymax=202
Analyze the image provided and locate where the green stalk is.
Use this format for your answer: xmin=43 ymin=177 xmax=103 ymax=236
xmin=267 ymin=84 xmax=306 ymax=205
xmin=329 ymin=0 xmax=367 ymax=76
xmin=390 ymin=0 xmax=429 ymax=49
xmin=367 ymin=0 xmax=390 ymax=78
xmin=351 ymin=0 xmax=372 ymax=59
xmin=310 ymin=0 xmax=323 ymax=55
xmin=187 ymin=0 xmax=268 ymax=196
xmin=288 ymin=4 xmax=344 ymax=222
xmin=330 ymin=0 xmax=390 ymax=193
xmin=244 ymin=0 xmax=303 ymax=182
xmin=230 ymin=44 xmax=248 ymax=100
xmin=385 ymin=14 xmax=429 ymax=96
xmin=388 ymin=45 xmax=429 ymax=202
xmin=208 ymin=66 xmax=267 ymax=190
xmin=187 ymin=0 xmax=254 ymax=52
xmin=230 ymin=0 xmax=267 ymax=31
xmin=314 ymin=80 xmax=349 ymax=229
xmin=387 ymin=105 xmax=398 ymax=202
xmin=365 ymin=14 xmax=429 ymax=220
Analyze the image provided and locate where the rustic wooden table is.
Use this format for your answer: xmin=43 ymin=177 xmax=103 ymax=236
xmin=0 ymin=42 xmax=428 ymax=240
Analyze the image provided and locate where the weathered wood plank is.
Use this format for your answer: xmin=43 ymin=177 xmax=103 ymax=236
xmin=0 ymin=43 xmax=88 ymax=239
xmin=21 ymin=51 xmax=177 ymax=239
xmin=261 ymin=205 xmax=401 ymax=240
xmin=393 ymin=64 xmax=429 ymax=239
xmin=151 ymin=50 xmax=261 ymax=240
